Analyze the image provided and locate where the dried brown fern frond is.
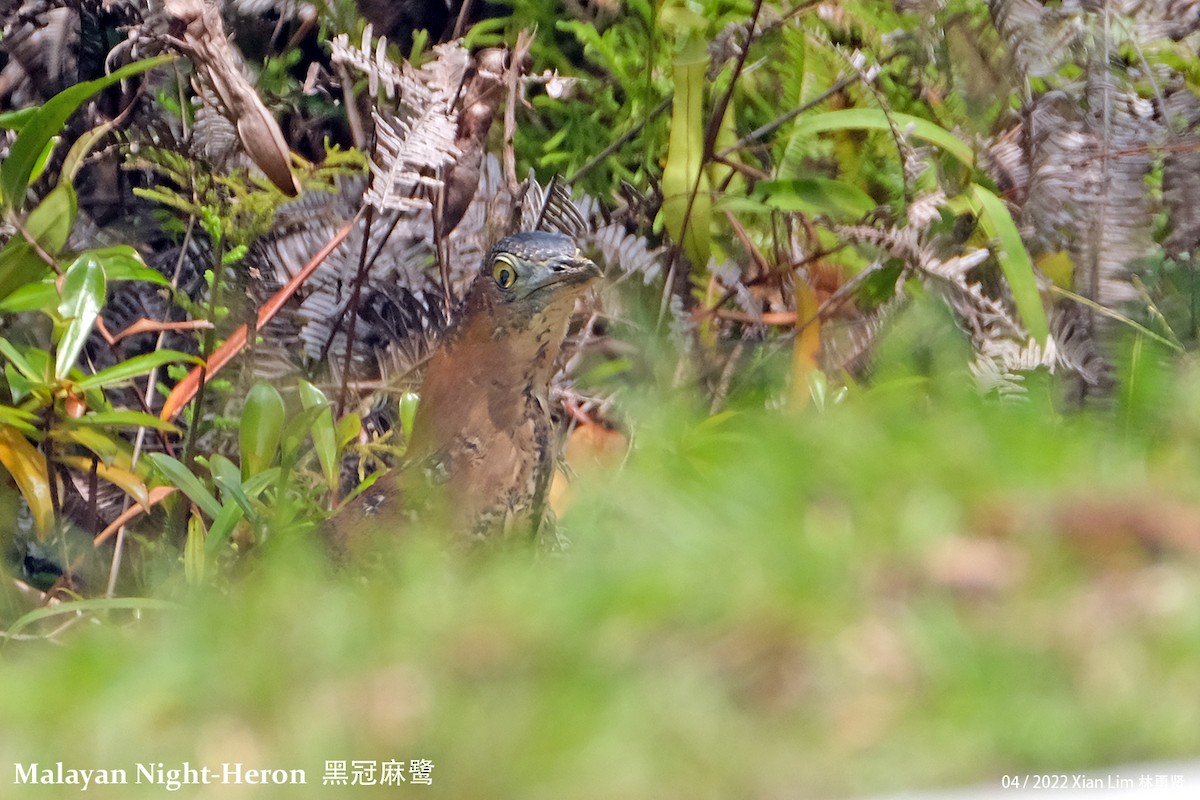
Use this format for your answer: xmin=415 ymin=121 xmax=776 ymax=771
xmin=164 ymin=0 xmax=300 ymax=195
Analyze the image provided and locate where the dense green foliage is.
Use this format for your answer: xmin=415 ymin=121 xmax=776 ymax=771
xmin=3 ymin=0 xmax=1200 ymax=795
xmin=4 ymin=369 xmax=1200 ymax=797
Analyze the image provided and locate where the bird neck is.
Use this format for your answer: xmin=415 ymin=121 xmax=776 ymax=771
xmin=439 ymin=281 xmax=574 ymax=392
xmin=405 ymin=281 xmax=575 ymax=465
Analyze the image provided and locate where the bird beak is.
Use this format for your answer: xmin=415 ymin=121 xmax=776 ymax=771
xmin=528 ymin=254 xmax=601 ymax=294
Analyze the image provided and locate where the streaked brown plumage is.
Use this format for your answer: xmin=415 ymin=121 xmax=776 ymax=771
xmin=332 ymin=231 xmax=600 ymax=551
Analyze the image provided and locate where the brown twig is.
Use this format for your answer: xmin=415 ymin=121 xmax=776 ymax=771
xmin=502 ymin=29 xmax=536 ymax=195
xmin=334 ymin=206 xmax=376 ymax=420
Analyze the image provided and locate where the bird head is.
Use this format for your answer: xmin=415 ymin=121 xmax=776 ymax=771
xmin=480 ymin=231 xmax=601 ymax=315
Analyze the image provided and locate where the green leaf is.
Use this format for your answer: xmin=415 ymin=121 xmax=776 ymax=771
xmin=74 ymin=350 xmax=202 ymax=391
xmin=661 ymin=35 xmax=711 ymax=268
xmin=298 ymin=380 xmax=337 ymax=489
xmin=1 ymin=55 xmax=172 ymax=211
xmin=790 ymin=108 xmax=976 ymax=169
xmin=67 ymin=410 xmax=181 ymax=434
xmin=753 ymin=178 xmax=877 ymax=221
xmin=0 ymin=337 xmax=46 ymax=384
xmin=207 ymin=453 xmax=243 ymax=493
xmin=966 ymin=184 xmax=1049 ymax=345
xmin=60 ymin=119 xmax=119 ymax=186
xmin=0 ymin=425 xmax=53 ymax=538
xmin=242 ymin=467 xmax=281 ymax=498
xmin=59 ymin=425 xmax=128 ymax=466
xmin=240 ymin=382 xmax=286 ymax=478
xmin=4 ymin=597 xmax=176 ymax=640
xmin=58 ymin=455 xmax=150 ymax=510
xmin=280 ymin=405 xmax=327 ymax=464
xmin=712 ymin=196 xmax=776 ymax=216
xmin=336 ymin=413 xmax=362 ymax=450
xmin=185 ymin=512 xmax=207 ymax=586
xmin=24 ymin=183 xmax=77 ymax=256
xmin=399 ymin=391 xmax=420 ymax=442
xmin=205 ymin=501 xmax=245 ymax=555
xmin=0 ymin=107 xmax=37 ymax=131
xmin=55 ymin=252 xmax=107 ymax=380
xmin=0 ymin=240 xmax=52 ymax=303
xmin=0 ymin=280 xmax=57 ymax=314
xmin=0 ymin=406 xmax=40 ymax=438
xmin=146 ymin=452 xmax=222 ymax=520
xmin=91 ymin=246 xmax=169 ymax=285
xmin=212 ymin=473 xmax=259 ymax=524
xmin=27 ymin=137 xmax=57 ymax=190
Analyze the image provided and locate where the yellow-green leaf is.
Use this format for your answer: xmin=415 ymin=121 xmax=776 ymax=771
xmin=0 ymin=240 xmax=51 ymax=303
xmin=58 ymin=455 xmax=150 ymax=510
xmin=240 ymin=382 xmax=285 ymax=478
xmin=24 ymin=183 xmax=77 ymax=256
xmin=967 ymin=183 xmax=1049 ymax=344
xmin=299 ymin=380 xmax=338 ymax=490
xmin=661 ymin=36 xmax=711 ymax=269
xmin=399 ymin=391 xmax=420 ymax=442
xmin=754 ymin=178 xmax=877 ymax=221
xmin=791 ymin=108 xmax=976 ymax=168
xmin=0 ymin=426 xmax=53 ymax=538
xmin=185 ymin=512 xmax=206 ymax=586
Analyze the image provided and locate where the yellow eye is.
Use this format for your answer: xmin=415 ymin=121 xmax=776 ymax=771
xmin=492 ymin=256 xmax=518 ymax=289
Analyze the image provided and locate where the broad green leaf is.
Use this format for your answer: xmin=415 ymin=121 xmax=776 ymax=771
xmin=55 ymin=252 xmax=107 ymax=380
xmin=4 ymin=360 xmax=47 ymax=405
xmin=967 ymin=184 xmax=1049 ymax=344
xmin=185 ymin=512 xmax=206 ymax=586
xmin=712 ymin=196 xmax=776 ymax=215
xmin=24 ymin=183 xmax=77 ymax=255
xmin=399 ymin=391 xmax=420 ymax=442
xmin=207 ymin=453 xmax=242 ymax=493
xmin=146 ymin=452 xmax=222 ymax=519
xmin=67 ymin=410 xmax=181 ymax=433
xmin=1 ymin=55 xmax=172 ymax=211
xmin=60 ymin=118 xmax=119 ymax=186
xmin=281 ymin=404 xmax=328 ymax=463
xmin=790 ymin=108 xmax=976 ymax=169
xmin=74 ymin=349 xmax=202 ymax=391
xmin=58 ymin=455 xmax=150 ymax=510
xmin=298 ymin=380 xmax=337 ymax=489
xmin=659 ymin=4 xmax=708 ymax=33
xmin=336 ymin=413 xmax=362 ymax=450
xmin=0 ymin=412 xmax=39 ymax=438
xmin=0 ymin=426 xmax=53 ymax=538
xmin=59 ymin=425 xmax=129 ymax=467
xmin=661 ymin=36 xmax=711 ymax=269
xmin=0 ymin=280 xmax=56 ymax=314
xmin=213 ymin=473 xmax=259 ymax=523
xmin=242 ymin=467 xmax=281 ymax=497
xmin=0 ymin=406 xmax=40 ymax=438
xmin=205 ymin=501 xmax=246 ymax=555
xmin=241 ymin=382 xmax=286 ymax=477
xmin=27 ymin=137 xmax=58 ymax=189
xmin=0 ymin=337 xmax=46 ymax=384
xmin=91 ymin=246 xmax=168 ymax=285
xmin=754 ymin=178 xmax=877 ymax=221
xmin=0 ymin=107 xmax=37 ymax=131
xmin=0 ymin=240 xmax=52 ymax=303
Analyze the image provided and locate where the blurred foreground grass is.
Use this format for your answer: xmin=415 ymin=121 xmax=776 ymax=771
xmin=3 ymin=359 xmax=1200 ymax=799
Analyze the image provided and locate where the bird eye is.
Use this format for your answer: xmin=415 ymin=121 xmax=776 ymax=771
xmin=492 ymin=256 xmax=518 ymax=289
